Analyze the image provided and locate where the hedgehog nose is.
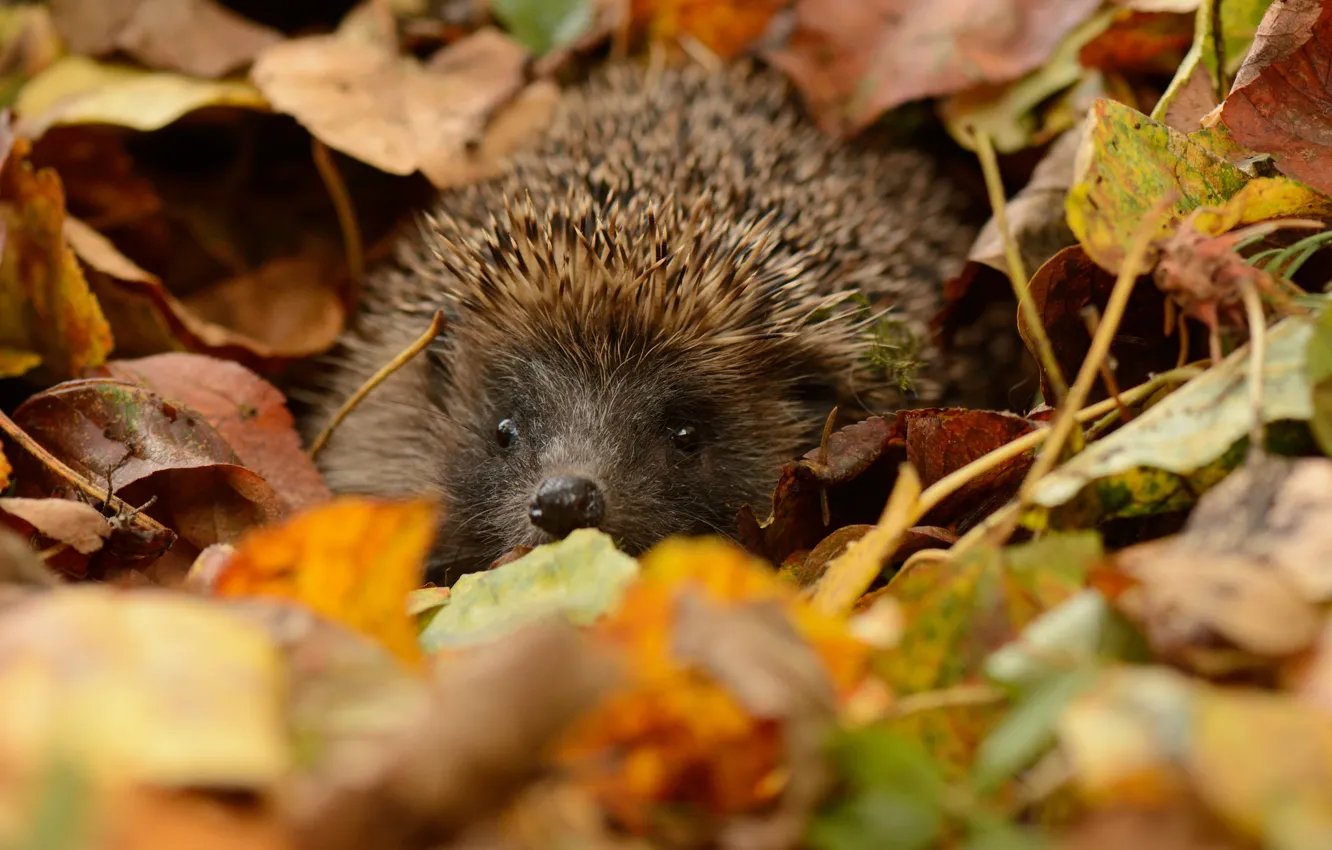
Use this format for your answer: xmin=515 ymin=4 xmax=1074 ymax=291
xmin=529 ymin=475 xmax=605 ymax=538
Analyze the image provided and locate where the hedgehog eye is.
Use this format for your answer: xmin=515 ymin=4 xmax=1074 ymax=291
xmin=496 ymin=418 xmax=519 ymax=449
xmin=669 ymin=423 xmax=701 ymax=454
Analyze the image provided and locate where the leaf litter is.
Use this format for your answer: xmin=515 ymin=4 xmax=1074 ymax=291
xmin=4 ymin=0 xmax=1332 ymax=849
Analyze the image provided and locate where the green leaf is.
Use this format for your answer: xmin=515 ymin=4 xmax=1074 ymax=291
xmin=809 ymin=787 xmax=944 ymax=850
xmin=1067 ymin=99 xmax=1249 ymax=273
xmin=1027 ymin=315 xmax=1317 ymax=518
xmin=963 ymin=815 xmax=1053 ymax=850
xmin=489 ymin=0 xmax=593 ymax=56
xmin=417 ymin=528 xmax=638 ymax=652
xmin=809 ymin=727 xmax=947 ymax=850
xmin=1307 ymin=305 xmax=1332 ymax=456
xmin=972 ymin=667 xmax=1098 ymax=793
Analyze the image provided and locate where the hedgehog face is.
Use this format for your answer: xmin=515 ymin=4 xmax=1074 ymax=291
xmin=422 ymin=342 xmax=819 ymax=584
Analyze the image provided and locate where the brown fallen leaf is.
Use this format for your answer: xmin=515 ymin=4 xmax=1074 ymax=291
xmin=50 ymin=0 xmax=282 ymax=79
xmin=0 ymin=121 xmax=113 ymax=381
xmin=180 ymin=257 xmax=347 ymax=362
xmin=1022 ymin=244 xmax=1191 ymax=404
xmin=0 ymin=495 xmax=112 ymax=554
xmin=251 ymin=26 xmax=559 ymax=189
xmin=106 ymin=353 xmax=331 ymax=510
xmin=65 ymin=216 xmax=347 ymax=370
xmin=740 ymin=410 xmax=1035 ymax=569
xmin=1220 ymin=0 xmax=1332 ymax=196
xmin=766 ymin=0 xmax=1104 ymax=136
xmin=1112 ymin=454 xmax=1332 ymax=673
xmin=8 ymin=378 xmax=286 ymax=567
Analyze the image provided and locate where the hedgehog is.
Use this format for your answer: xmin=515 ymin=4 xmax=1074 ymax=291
xmin=304 ymin=59 xmax=990 ymax=585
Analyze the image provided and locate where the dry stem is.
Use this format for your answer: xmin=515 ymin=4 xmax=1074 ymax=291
xmin=308 ymin=311 xmax=447 ymax=459
xmin=971 ymin=127 xmax=1070 ymax=405
xmin=1017 ymin=194 xmax=1177 ymax=503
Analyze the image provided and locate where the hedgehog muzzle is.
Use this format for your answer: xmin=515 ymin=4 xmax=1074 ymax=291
xmin=528 ymin=474 xmax=606 ymax=538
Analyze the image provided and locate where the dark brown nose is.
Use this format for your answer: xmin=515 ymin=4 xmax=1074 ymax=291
xmin=528 ymin=475 xmax=605 ymax=538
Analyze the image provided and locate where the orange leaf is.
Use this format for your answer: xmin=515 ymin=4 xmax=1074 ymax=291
xmin=211 ymin=496 xmax=437 ymax=669
xmin=558 ymin=536 xmax=870 ymax=829
xmin=632 ymin=0 xmax=785 ymax=60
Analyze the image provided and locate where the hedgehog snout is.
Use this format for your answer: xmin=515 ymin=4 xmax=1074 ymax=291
xmin=528 ymin=474 xmax=606 ymax=538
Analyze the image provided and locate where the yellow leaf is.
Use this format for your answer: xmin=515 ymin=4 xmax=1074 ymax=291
xmin=0 ymin=348 xmax=41 ymax=379
xmin=211 ymin=497 xmax=437 ymax=670
xmin=14 ymin=56 xmax=268 ymax=138
xmin=0 ymin=445 xmax=9 ymax=490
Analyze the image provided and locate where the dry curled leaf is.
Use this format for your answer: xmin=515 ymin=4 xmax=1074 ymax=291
xmin=251 ymin=26 xmax=558 ymax=189
xmin=65 ymin=217 xmax=347 ymax=370
xmin=1220 ymin=0 xmax=1332 ymax=196
xmin=0 ymin=496 xmax=112 ymax=554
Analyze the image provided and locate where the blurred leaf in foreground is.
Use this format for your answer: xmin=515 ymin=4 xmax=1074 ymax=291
xmin=212 ymin=497 xmax=437 ymax=670
xmin=558 ymin=536 xmax=871 ymax=835
xmin=0 ymin=586 xmax=289 ymax=843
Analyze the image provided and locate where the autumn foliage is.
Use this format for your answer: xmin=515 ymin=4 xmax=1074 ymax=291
xmin=2 ymin=1 xmax=1332 ymax=850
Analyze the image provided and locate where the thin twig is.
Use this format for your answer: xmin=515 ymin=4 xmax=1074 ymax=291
xmin=1080 ymin=304 xmax=1132 ymax=422
xmin=972 ymin=127 xmax=1070 ymax=405
xmin=811 ymin=463 xmax=921 ymax=616
xmin=312 ymin=138 xmax=365 ymax=309
xmin=0 ymin=411 xmax=173 ymax=539
xmin=1018 ymin=194 xmax=1178 ymax=503
xmin=309 ymin=311 xmax=447 ymax=459
xmin=817 ymin=406 xmax=838 ymax=527
xmin=946 ymin=363 xmax=1204 ymax=558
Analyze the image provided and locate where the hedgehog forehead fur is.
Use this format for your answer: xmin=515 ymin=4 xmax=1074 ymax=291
xmin=420 ymin=190 xmax=872 ymax=384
